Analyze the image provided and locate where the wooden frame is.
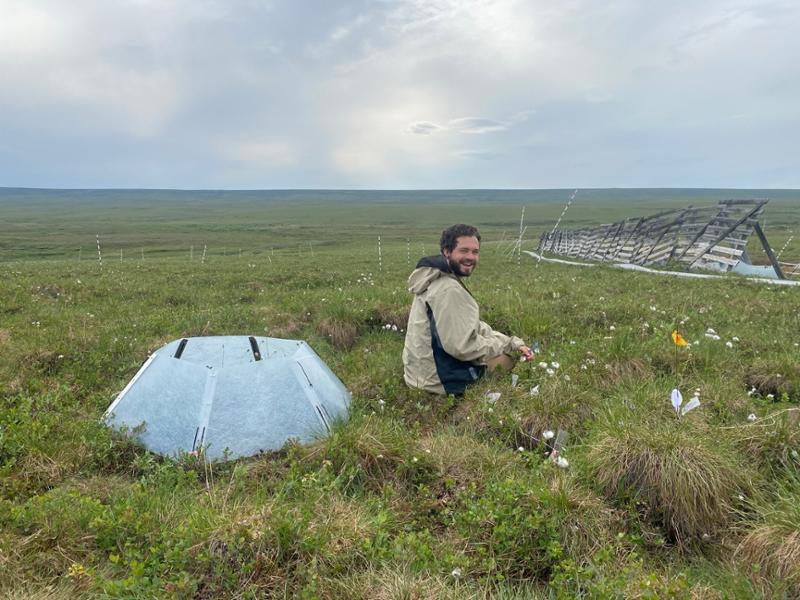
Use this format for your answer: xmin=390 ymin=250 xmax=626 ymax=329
xmin=538 ymin=199 xmax=789 ymax=279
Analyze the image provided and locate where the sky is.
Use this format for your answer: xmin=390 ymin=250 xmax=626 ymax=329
xmin=1 ymin=0 xmax=799 ymax=189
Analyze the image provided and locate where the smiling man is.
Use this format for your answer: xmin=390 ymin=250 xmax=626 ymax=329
xmin=403 ymin=224 xmax=534 ymax=396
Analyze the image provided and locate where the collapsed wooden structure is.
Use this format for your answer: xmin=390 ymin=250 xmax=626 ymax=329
xmin=537 ymin=199 xmax=795 ymax=279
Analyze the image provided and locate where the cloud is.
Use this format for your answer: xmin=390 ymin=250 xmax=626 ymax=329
xmin=408 ymin=121 xmax=444 ymax=135
xmin=409 ymin=112 xmax=528 ymax=136
xmin=448 ymin=117 xmax=508 ymax=134
xmin=1 ymin=0 xmax=799 ymax=187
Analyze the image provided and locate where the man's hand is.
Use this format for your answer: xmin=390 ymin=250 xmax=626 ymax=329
xmin=518 ymin=345 xmax=535 ymax=361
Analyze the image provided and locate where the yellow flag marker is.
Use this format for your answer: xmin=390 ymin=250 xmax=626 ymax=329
xmin=671 ymin=330 xmax=688 ymax=347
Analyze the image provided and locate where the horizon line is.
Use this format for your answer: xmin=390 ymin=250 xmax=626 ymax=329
xmin=2 ymin=186 xmax=799 ymax=192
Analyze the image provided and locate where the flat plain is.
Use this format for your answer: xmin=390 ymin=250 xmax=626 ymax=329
xmin=1 ymin=188 xmax=799 ymax=598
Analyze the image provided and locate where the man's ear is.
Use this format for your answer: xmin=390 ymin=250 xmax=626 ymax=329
xmin=442 ymin=249 xmax=451 ymax=260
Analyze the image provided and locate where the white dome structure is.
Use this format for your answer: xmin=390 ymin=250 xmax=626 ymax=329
xmin=104 ymin=336 xmax=350 ymax=460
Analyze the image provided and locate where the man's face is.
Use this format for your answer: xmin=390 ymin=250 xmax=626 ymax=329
xmin=443 ymin=235 xmax=480 ymax=276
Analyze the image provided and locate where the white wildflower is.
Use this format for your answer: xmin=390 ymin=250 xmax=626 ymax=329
xmin=550 ymin=361 xmax=560 ymax=369
xmin=538 ymin=361 xmax=548 ymax=369
xmin=725 ymin=341 xmax=733 ymax=348
xmin=511 ymin=374 xmax=519 ymax=387
xmin=518 ymin=446 xmax=525 ymax=452
xmin=451 ymin=568 xmax=462 ymax=578
xmin=529 ymin=385 xmax=540 ymax=396
xmin=554 ymin=456 xmax=569 ymax=468
xmin=543 ymin=430 xmax=555 ymax=440
xmin=747 ymin=413 xmax=757 ymax=422
xmin=546 ymin=368 xmax=555 ymax=376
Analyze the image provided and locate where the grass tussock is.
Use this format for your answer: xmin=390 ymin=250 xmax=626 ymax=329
xmin=588 ymin=422 xmax=751 ymax=547
xmin=544 ymin=473 xmax=623 ymax=563
xmin=419 ymin=432 xmax=522 ymax=515
xmin=316 ymin=317 xmax=361 ymax=350
xmin=745 ymin=367 xmax=797 ymax=401
xmin=368 ymin=303 xmax=410 ymax=330
xmin=735 ymin=480 xmax=800 ymax=596
xmin=316 ymin=566 xmax=464 ymax=600
xmin=0 ymin=586 xmax=79 ymax=600
xmin=601 ymin=357 xmax=653 ymax=387
xmin=298 ymin=414 xmax=436 ymax=494
xmin=420 ymin=432 xmax=520 ymax=486
xmin=517 ymin=388 xmax=596 ymax=450
xmin=733 ymin=408 xmax=800 ymax=474
xmin=454 ymin=378 xmax=595 ymax=452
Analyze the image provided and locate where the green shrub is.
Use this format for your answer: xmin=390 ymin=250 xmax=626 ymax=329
xmin=455 ymin=479 xmax=560 ymax=580
xmin=294 ymin=414 xmax=437 ymax=496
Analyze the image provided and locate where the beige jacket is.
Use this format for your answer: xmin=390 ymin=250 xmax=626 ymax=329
xmin=402 ymin=255 xmax=525 ymax=395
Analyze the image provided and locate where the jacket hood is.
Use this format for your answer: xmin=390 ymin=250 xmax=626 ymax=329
xmin=407 ymin=255 xmax=453 ymax=295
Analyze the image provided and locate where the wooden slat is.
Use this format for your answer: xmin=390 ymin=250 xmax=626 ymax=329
xmin=709 ymin=246 xmax=744 ymax=257
xmin=699 ymin=254 xmax=740 ymax=267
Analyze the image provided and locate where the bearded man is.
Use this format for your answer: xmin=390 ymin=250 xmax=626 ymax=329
xmin=402 ymin=224 xmax=533 ymax=396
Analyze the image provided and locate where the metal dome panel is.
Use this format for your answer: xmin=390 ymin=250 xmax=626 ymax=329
xmin=104 ymin=336 xmax=350 ymax=460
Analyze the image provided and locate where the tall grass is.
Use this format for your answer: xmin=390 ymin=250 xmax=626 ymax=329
xmin=1 ymin=201 xmax=799 ymax=597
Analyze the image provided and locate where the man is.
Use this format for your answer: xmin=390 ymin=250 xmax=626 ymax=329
xmin=403 ymin=224 xmax=534 ymax=396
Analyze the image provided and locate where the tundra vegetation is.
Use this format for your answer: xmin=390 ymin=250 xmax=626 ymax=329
xmin=0 ymin=190 xmax=799 ymax=598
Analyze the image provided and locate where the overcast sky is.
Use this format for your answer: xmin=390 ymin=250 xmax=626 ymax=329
xmin=1 ymin=0 xmax=798 ymax=189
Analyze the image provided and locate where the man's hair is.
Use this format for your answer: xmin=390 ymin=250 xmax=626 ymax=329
xmin=440 ymin=224 xmax=481 ymax=253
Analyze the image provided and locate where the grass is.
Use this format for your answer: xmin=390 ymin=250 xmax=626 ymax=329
xmin=588 ymin=418 xmax=752 ymax=547
xmin=735 ymin=476 xmax=800 ymax=597
xmin=1 ymin=191 xmax=799 ymax=597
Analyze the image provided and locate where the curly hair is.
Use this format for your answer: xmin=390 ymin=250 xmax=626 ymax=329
xmin=440 ymin=224 xmax=481 ymax=253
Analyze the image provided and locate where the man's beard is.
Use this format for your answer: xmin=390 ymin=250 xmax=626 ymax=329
xmin=448 ymin=257 xmax=474 ymax=277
